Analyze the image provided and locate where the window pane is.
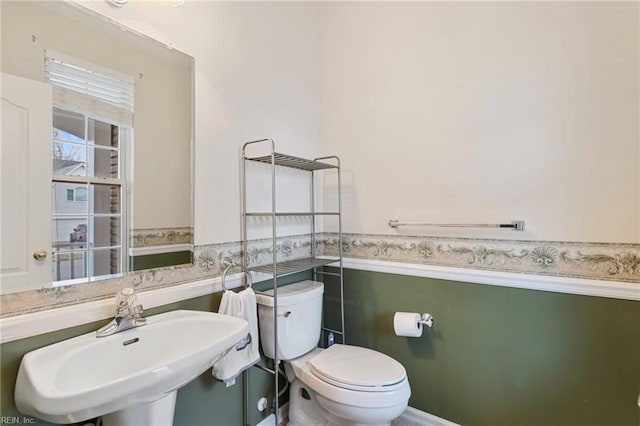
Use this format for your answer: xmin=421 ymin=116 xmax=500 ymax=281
xmin=52 ymin=184 xmax=88 ymax=215
xmin=75 ymin=187 xmax=88 ymax=201
xmin=92 ymin=248 xmax=121 ymax=277
xmin=88 ymin=118 xmax=118 ymax=148
xmin=52 ymin=250 xmax=88 ymax=282
xmin=88 ymin=146 xmax=119 ymax=179
xmin=93 ymin=216 xmax=121 ymax=247
xmin=53 ymin=108 xmax=84 ymax=142
xmin=52 ymin=218 xmax=88 ymax=245
xmin=93 ymin=184 xmax=121 ymax=214
xmin=53 ymin=142 xmax=87 ymax=176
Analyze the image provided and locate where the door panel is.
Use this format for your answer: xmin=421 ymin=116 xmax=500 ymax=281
xmin=1 ymin=73 xmax=52 ymax=293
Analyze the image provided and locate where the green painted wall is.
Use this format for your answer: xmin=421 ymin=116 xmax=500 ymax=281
xmin=130 ymin=251 xmax=193 ymax=271
xmin=323 ymin=268 xmax=640 ymax=425
xmin=4 ymin=269 xmax=638 ymax=425
xmin=0 ymin=272 xmax=309 ymax=425
xmin=0 ymin=292 xmax=263 ymax=426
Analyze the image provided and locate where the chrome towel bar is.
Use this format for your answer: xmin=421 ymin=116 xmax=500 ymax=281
xmin=388 ymin=219 xmax=525 ymax=231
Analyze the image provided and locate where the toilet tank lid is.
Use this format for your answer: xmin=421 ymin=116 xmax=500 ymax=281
xmin=256 ymin=280 xmax=324 ymax=307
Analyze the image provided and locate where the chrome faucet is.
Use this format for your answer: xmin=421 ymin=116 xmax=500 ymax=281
xmin=96 ymin=288 xmax=147 ymax=337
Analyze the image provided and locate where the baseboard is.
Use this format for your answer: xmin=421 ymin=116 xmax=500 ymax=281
xmin=396 ymin=406 xmax=460 ymax=426
xmin=256 ymin=405 xmax=456 ymax=426
xmin=256 ymin=402 xmax=289 ymax=426
xmin=256 ymin=414 xmax=275 ymax=426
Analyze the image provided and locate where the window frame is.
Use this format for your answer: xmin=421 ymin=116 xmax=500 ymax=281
xmin=51 ymin=115 xmax=131 ymax=285
xmin=46 ymin=51 xmax=133 ymax=286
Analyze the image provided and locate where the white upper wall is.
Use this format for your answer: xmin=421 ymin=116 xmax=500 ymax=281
xmin=321 ymin=2 xmax=639 ymax=243
xmin=79 ymin=0 xmax=323 ymax=244
xmin=79 ymin=1 xmax=638 ymax=245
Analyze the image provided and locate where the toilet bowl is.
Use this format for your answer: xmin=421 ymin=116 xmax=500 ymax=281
xmin=286 ymin=346 xmax=411 ymax=425
xmin=256 ymin=281 xmax=411 ymax=426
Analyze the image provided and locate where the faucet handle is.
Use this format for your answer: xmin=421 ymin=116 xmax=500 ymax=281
xmin=130 ymin=304 xmax=144 ymax=316
xmin=115 ymin=288 xmax=141 ymax=316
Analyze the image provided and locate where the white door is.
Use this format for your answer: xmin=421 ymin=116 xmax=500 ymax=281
xmin=1 ymin=73 xmax=53 ymax=293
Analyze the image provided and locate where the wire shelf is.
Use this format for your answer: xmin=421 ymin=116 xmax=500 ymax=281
xmin=245 ymin=152 xmax=338 ymax=171
xmin=242 ymin=139 xmax=344 ymax=426
xmin=245 ymin=212 xmax=340 ymax=217
xmin=249 ymin=257 xmax=339 ymax=276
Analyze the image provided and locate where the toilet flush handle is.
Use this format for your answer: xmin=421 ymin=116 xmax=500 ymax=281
xmin=278 ymin=311 xmax=292 ymax=318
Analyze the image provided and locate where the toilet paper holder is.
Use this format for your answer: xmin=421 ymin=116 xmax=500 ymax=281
xmin=419 ymin=313 xmax=434 ymax=328
xmin=393 ymin=312 xmax=435 ymax=337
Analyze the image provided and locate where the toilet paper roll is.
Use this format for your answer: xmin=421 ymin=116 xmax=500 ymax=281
xmin=393 ymin=312 xmax=423 ymax=337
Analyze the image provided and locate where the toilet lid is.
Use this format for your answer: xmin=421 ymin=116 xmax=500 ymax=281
xmin=309 ymin=345 xmax=406 ymax=391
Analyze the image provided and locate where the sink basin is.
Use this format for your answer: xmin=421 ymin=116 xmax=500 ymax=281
xmin=15 ymin=310 xmax=249 ymax=424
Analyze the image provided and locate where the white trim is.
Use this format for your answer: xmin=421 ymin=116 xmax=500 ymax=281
xmin=3 ymin=258 xmax=637 ymax=344
xmin=0 ymin=273 xmax=245 ymax=344
xmin=397 ymin=406 xmax=460 ymax=426
xmin=337 ymin=258 xmax=640 ymax=301
xmin=129 ymin=244 xmax=194 ymax=256
xmin=52 ymin=173 xmax=122 ymax=187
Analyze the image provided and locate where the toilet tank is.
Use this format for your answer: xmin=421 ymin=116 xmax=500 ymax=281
xmin=256 ymin=280 xmax=324 ymax=360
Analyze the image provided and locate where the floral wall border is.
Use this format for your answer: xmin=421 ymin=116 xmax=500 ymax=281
xmin=320 ymin=233 xmax=640 ymax=283
xmin=2 ymin=233 xmax=637 ymax=318
xmin=131 ymin=227 xmax=194 ymax=248
xmin=0 ymin=234 xmax=313 ymax=318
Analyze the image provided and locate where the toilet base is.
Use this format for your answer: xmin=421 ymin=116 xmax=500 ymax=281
xmin=288 ymin=380 xmax=394 ymax=426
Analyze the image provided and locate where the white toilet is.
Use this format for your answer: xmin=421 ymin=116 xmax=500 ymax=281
xmin=256 ymin=280 xmax=411 ymax=426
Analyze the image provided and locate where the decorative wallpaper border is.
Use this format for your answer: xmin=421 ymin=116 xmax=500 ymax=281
xmin=1 ymin=233 xmax=638 ymax=318
xmin=0 ymin=234 xmax=313 ymax=318
xmin=194 ymin=234 xmax=314 ymax=272
xmin=131 ymin=227 xmax=194 ymax=248
xmin=320 ymin=233 xmax=640 ymax=283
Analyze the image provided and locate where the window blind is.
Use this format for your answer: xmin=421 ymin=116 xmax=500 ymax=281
xmin=45 ymin=50 xmax=134 ymax=127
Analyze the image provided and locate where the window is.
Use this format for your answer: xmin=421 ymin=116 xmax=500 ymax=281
xmin=46 ymin=50 xmax=134 ymax=284
xmin=66 ymin=187 xmax=87 ymax=202
xmin=74 ymin=187 xmax=88 ymax=201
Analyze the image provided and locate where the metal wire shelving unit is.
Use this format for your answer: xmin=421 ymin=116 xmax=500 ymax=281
xmin=241 ymin=138 xmax=345 ymax=426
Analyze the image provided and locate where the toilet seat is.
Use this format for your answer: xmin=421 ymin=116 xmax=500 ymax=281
xmin=309 ymin=345 xmax=407 ymax=392
xmin=288 ymin=346 xmax=411 ymax=410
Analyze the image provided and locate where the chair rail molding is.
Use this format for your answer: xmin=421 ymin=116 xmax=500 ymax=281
xmin=2 ymin=233 xmax=637 ymax=343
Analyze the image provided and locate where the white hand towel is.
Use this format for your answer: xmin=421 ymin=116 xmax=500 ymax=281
xmin=212 ymin=288 xmax=260 ymax=386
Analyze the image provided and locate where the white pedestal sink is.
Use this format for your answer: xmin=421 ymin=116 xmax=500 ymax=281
xmin=15 ymin=310 xmax=249 ymax=424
